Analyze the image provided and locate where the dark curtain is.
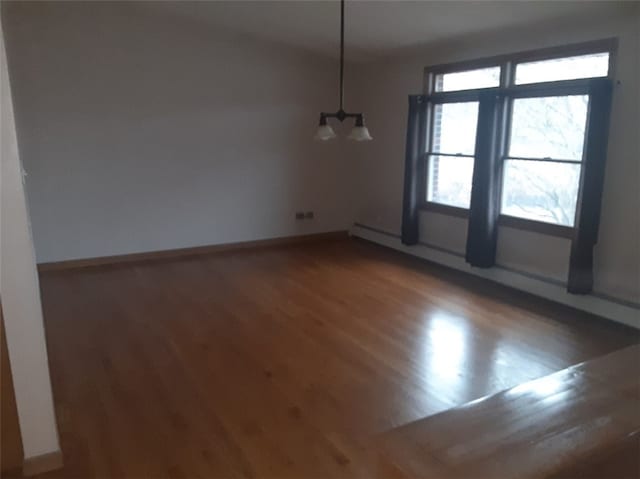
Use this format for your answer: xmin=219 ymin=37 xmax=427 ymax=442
xmin=401 ymin=95 xmax=426 ymax=245
xmin=568 ymin=78 xmax=614 ymax=293
xmin=465 ymin=92 xmax=501 ymax=267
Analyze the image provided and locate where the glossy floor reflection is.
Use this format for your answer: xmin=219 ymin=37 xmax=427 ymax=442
xmin=36 ymin=239 xmax=638 ymax=478
xmin=378 ymin=344 xmax=640 ymax=479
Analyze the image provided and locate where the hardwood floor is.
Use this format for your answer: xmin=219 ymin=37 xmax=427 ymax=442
xmin=377 ymin=344 xmax=640 ymax=479
xmin=34 ymin=238 xmax=638 ymax=478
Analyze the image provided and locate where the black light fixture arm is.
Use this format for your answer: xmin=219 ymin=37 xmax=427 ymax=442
xmin=320 ymin=111 xmax=363 ymax=123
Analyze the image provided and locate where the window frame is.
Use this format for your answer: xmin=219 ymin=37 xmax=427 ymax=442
xmin=420 ymin=38 xmax=617 ymax=238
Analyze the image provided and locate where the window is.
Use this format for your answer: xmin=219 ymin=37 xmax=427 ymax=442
xmin=426 ymin=102 xmax=479 ymax=208
xmin=502 ymin=95 xmax=589 ymax=226
xmin=422 ymin=40 xmax=614 ymax=234
xmin=434 ymin=67 xmax=501 ymax=92
xmin=514 ymin=52 xmax=609 ymax=85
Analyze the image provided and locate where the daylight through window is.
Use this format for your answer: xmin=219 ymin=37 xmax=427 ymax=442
xmin=427 ymin=102 xmax=479 ymax=208
xmin=423 ymin=44 xmax=612 ymax=229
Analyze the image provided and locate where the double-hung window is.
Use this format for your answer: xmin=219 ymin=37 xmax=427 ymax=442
xmin=501 ymin=93 xmax=588 ymax=227
xmin=425 ymin=67 xmax=500 ymax=210
xmin=427 ymin=101 xmax=479 ymax=208
xmin=422 ymin=41 xmax=615 ymax=235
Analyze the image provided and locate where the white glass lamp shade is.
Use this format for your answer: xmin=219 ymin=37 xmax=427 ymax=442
xmin=314 ymin=124 xmax=337 ymax=141
xmin=347 ymin=125 xmax=373 ymax=141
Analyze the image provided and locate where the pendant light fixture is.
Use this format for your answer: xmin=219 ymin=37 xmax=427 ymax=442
xmin=314 ymin=0 xmax=372 ymax=142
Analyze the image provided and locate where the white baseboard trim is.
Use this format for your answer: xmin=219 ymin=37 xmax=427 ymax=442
xmin=350 ymin=224 xmax=640 ymax=330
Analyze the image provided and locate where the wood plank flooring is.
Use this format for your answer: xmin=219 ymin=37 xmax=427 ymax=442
xmin=34 ymin=238 xmax=638 ymax=478
xmin=377 ymin=344 xmax=640 ymax=479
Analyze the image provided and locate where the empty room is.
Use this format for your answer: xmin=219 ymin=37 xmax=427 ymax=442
xmin=1 ymin=1 xmax=639 ymax=478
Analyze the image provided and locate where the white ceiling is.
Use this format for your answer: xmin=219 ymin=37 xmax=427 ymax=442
xmin=147 ymin=1 xmax=634 ymax=62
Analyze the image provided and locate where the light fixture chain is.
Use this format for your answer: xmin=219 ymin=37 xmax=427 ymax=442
xmin=339 ymin=0 xmax=345 ymax=111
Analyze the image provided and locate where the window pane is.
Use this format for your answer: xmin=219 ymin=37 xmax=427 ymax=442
xmin=501 ymin=159 xmax=581 ymax=226
xmin=509 ymin=95 xmax=589 ymax=160
xmin=432 ymin=102 xmax=479 ymax=155
xmin=427 ymin=155 xmax=474 ymax=208
xmin=435 ymin=67 xmax=500 ymax=92
xmin=515 ymin=52 xmax=609 ymax=85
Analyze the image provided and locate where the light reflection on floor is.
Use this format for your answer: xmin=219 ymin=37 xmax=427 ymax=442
xmin=415 ymin=311 xmax=561 ymax=416
xmin=508 ymin=370 xmax=574 ymax=404
xmin=419 ymin=313 xmax=470 ymax=403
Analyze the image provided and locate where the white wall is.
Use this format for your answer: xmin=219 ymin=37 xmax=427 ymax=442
xmin=3 ymin=1 xmax=638 ymax=305
xmin=2 ymin=1 xmax=355 ymax=263
xmin=0 ymin=15 xmax=60 ymax=459
xmin=350 ymin=6 xmax=640 ymax=305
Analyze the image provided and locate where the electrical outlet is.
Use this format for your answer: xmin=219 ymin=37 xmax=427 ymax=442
xmin=304 ymin=211 xmax=314 ymax=219
xmin=295 ymin=212 xmax=305 ymax=220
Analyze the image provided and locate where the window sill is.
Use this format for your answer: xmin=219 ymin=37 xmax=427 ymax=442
xmin=419 ymin=204 xmax=574 ymax=239
xmin=420 ymin=202 xmax=469 ymax=218
xmin=498 ymin=215 xmax=574 ymax=239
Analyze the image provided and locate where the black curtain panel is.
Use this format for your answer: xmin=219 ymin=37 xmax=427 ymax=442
xmin=568 ymin=78 xmax=614 ymax=294
xmin=401 ymin=95 xmax=426 ymax=245
xmin=465 ymin=92 xmax=502 ymax=267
